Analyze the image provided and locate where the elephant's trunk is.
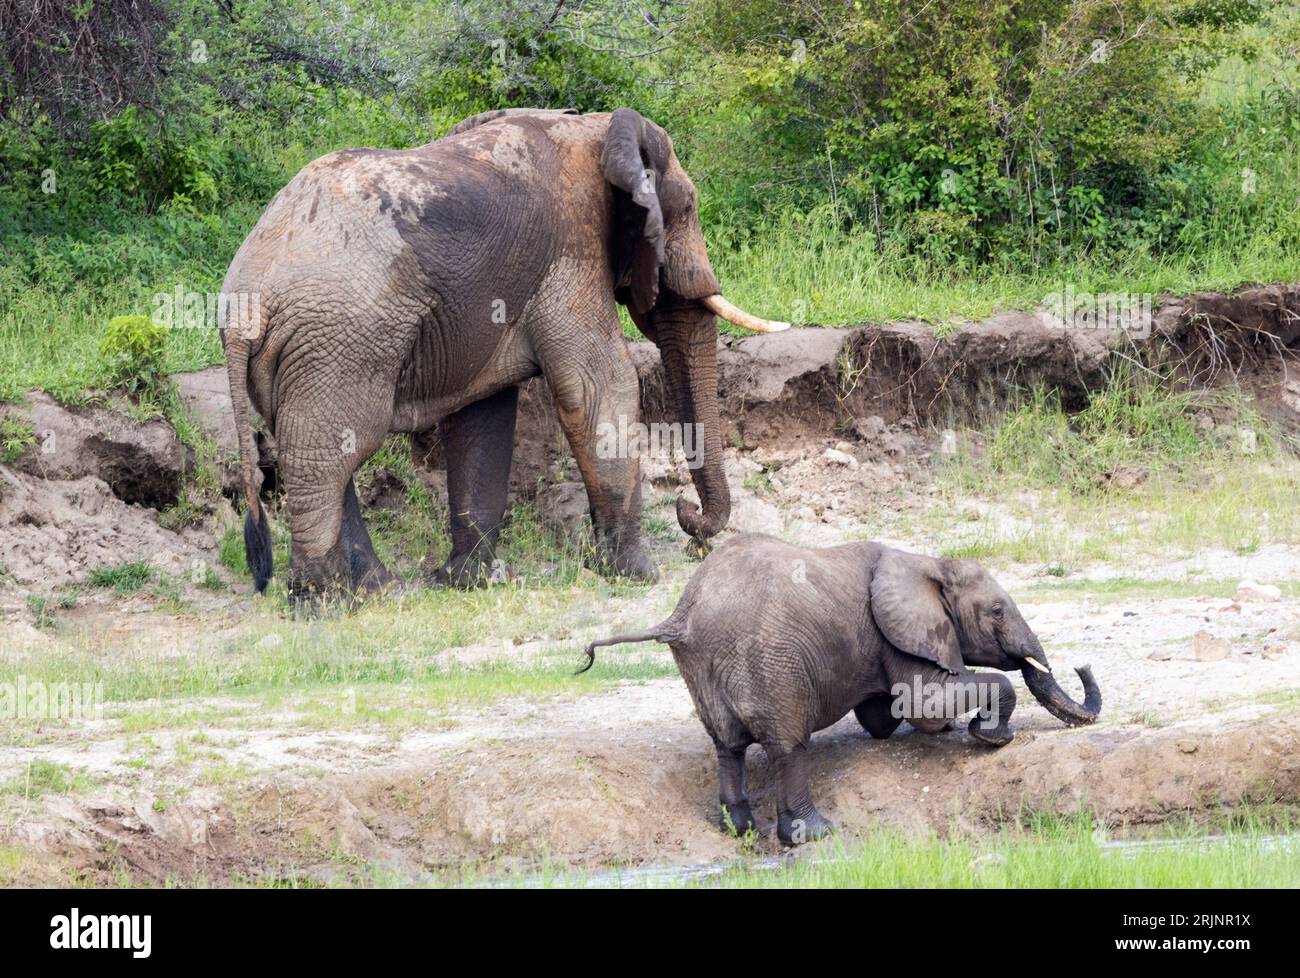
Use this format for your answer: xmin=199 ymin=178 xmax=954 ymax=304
xmin=1022 ymin=663 xmax=1102 ymax=726
xmin=656 ymin=307 xmax=730 ymax=543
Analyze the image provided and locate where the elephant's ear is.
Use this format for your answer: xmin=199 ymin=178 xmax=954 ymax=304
xmin=870 ymin=550 xmax=963 ymax=674
xmin=602 ymin=108 xmax=666 ymax=315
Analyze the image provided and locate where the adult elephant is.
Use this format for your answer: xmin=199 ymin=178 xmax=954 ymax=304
xmin=219 ymin=108 xmax=786 ymax=598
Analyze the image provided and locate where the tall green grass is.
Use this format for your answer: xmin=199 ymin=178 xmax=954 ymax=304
xmin=928 ymin=367 xmax=1300 ymax=565
xmin=705 ymin=816 xmax=1298 ymax=888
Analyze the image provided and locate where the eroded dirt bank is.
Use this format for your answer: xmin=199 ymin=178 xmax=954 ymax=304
xmin=9 ymin=691 xmax=1300 ymax=884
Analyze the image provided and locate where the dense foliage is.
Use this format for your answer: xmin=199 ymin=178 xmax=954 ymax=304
xmin=0 ymin=0 xmax=1297 ymax=395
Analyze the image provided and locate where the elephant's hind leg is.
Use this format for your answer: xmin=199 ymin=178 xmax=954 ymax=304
xmin=342 ymin=478 xmax=394 ymax=594
xmin=714 ymin=741 xmax=756 ymax=836
xmin=767 ymin=742 xmax=834 ymax=846
xmin=276 ymin=379 xmax=394 ymax=603
xmin=428 ymin=386 xmax=518 ymax=588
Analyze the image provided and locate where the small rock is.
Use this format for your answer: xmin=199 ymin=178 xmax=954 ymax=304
xmin=1095 ymin=465 xmax=1148 ymax=492
xmin=1148 ymin=649 xmax=1175 ymax=661
xmin=729 ymin=496 xmax=784 ymax=535
xmin=1236 ymin=580 xmax=1281 ymax=603
xmin=1193 ymin=630 xmax=1230 ymax=662
xmin=852 ymin=415 xmax=886 ymax=441
xmin=1176 ymin=739 xmax=1199 ymax=754
xmin=970 ymin=852 xmax=1007 ymax=871
xmin=822 ymin=447 xmax=858 ymax=469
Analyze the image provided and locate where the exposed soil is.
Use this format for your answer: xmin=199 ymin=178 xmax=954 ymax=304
xmin=5 ymin=584 xmax=1298 ymax=884
xmin=2 ymin=286 xmax=1299 ymax=885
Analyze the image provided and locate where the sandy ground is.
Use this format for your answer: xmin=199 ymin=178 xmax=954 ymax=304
xmin=2 ymin=504 xmax=1298 ymax=885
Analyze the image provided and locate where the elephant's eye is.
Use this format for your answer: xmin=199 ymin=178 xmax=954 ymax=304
xmin=991 ymin=604 xmax=1004 ymax=619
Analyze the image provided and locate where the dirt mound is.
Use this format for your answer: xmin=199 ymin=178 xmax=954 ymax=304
xmin=10 ymin=704 xmax=1296 ymax=885
xmin=638 ymin=283 xmax=1300 ymax=449
xmin=0 ymin=468 xmax=215 ymax=588
xmin=4 ymin=392 xmax=190 ymax=506
xmin=8 ymin=284 xmax=1293 ymax=591
xmin=405 ymin=283 xmax=1300 ymax=482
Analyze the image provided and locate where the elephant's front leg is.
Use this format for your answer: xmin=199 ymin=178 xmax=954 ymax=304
xmin=767 ymin=742 xmax=834 ymax=845
xmin=428 ymin=386 xmax=519 ymax=588
xmin=896 ymin=664 xmax=1017 ymax=747
xmin=542 ymin=337 xmax=656 ymax=582
xmin=854 ymin=693 xmax=904 ymax=739
xmin=959 ymin=670 xmax=1017 ymax=746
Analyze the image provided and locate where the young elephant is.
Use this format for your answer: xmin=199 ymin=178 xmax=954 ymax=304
xmin=581 ymin=533 xmax=1100 ymax=844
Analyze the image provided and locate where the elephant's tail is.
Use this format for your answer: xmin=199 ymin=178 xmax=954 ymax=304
xmin=576 ymin=616 xmax=683 ymax=675
xmin=224 ymin=320 xmax=272 ymax=594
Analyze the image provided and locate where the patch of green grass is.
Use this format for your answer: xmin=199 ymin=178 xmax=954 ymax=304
xmin=1 ymin=760 xmax=96 ymax=801
xmin=709 ymin=207 xmax=1300 ymax=330
xmin=26 ymin=593 xmax=57 ymax=629
xmin=950 ymin=370 xmax=1268 ymax=496
xmin=1025 ymin=576 xmax=1300 ymax=602
xmin=704 ymin=816 xmax=1297 ymax=889
xmin=0 ymin=413 xmax=36 ymax=462
xmin=218 ymin=525 xmax=247 ymax=574
xmin=86 ymin=561 xmax=156 ymax=594
xmin=931 ymin=458 xmax=1300 ymax=566
xmin=0 ymin=580 xmax=678 ymax=709
xmin=281 ymin=657 xmax=678 ymax=733
xmin=929 ymin=368 xmax=1300 ymax=565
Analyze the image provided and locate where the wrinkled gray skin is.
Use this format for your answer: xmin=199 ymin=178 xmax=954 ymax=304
xmin=582 ymin=534 xmax=1101 ymax=845
xmin=220 ymin=108 xmax=740 ymax=599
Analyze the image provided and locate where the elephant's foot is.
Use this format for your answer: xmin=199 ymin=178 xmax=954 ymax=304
xmin=429 ymin=551 xmax=504 ymax=589
xmin=285 ymin=579 xmax=349 ymax=616
xmin=287 ymin=549 xmax=353 ymax=612
xmin=608 ymin=542 xmax=658 ymax=582
xmin=350 ymin=561 xmax=396 ymax=596
xmin=968 ymin=720 xmax=1014 ymax=747
xmin=778 ymin=808 xmax=834 ymax=846
xmin=719 ymin=801 xmax=756 ymax=837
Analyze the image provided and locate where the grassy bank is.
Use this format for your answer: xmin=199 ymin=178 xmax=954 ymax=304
xmin=702 ymin=817 xmax=1298 ymax=889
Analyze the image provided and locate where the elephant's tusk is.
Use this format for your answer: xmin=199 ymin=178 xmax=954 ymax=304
xmin=701 ymin=294 xmax=790 ymax=333
xmin=1022 ymin=657 xmax=1051 ymax=673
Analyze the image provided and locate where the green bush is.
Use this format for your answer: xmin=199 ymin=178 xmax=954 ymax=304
xmin=100 ymin=315 xmax=168 ymax=395
xmin=683 ymin=0 xmax=1280 ymax=264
